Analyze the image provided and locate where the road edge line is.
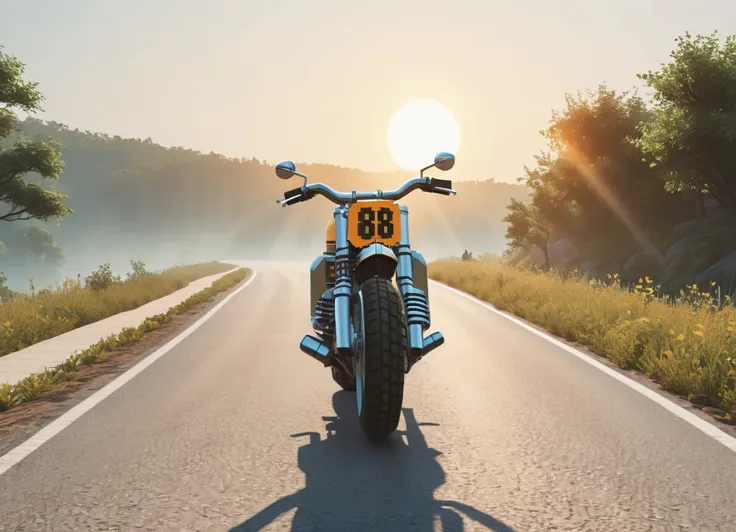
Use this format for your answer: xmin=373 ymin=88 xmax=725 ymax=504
xmin=0 ymin=269 xmax=259 ymax=477
xmin=431 ymin=279 xmax=736 ymax=454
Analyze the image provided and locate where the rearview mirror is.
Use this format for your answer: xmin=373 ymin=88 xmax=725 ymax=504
xmin=275 ymin=161 xmax=297 ymax=180
xmin=434 ymin=152 xmax=455 ymax=171
xmin=420 ymin=151 xmax=456 ymax=177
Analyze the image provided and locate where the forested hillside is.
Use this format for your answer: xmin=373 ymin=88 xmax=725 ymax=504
xmin=0 ymin=118 xmax=526 ymax=289
xmin=503 ymin=32 xmax=736 ymax=295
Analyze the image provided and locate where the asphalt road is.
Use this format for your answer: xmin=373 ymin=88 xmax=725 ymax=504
xmin=1 ymin=261 xmax=735 ymax=531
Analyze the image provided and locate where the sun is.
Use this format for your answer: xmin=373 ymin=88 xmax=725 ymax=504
xmin=387 ymin=98 xmax=461 ymax=171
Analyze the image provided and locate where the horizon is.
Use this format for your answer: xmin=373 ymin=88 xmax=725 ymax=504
xmin=3 ymin=1 xmax=736 ymax=183
xmin=20 ymin=116 xmax=530 ymax=186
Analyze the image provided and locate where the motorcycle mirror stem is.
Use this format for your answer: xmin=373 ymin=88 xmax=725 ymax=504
xmin=420 ymin=151 xmax=456 ymax=177
xmin=275 ymin=160 xmax=308 ymax=187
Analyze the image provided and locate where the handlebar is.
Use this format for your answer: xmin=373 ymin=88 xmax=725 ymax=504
xmin=277 ymin=176 xmax=456 ymax=207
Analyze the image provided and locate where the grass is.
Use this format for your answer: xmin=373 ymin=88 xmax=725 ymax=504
xmin=429 ymin=259 xmax=736 ymax=419
xmin=0 ymin=261 xmax=235 ymax=356
xmin=0 ymin=267 xmax=250 ymax=412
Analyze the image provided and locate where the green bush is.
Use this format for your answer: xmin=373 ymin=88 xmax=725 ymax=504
xmin=84 ymin=263 xmax=122 ymax=291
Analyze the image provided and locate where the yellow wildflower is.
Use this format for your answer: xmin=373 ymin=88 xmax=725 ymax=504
xmin=693 ymin=330 xmax=704 ymax=337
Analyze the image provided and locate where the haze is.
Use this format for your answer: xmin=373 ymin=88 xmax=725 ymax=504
xmin=3 ymin=0 xmax=734 ymax=182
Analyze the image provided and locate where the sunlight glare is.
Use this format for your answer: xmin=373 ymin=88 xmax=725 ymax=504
xmin=387 ymin=98 xmax=461 ymax=171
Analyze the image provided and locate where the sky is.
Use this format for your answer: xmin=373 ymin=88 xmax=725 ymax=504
xmin=2 ymin=0 xmax=736 ymax=183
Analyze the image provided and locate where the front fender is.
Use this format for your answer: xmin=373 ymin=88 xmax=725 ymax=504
xmin=353 ymin=243 xmax=398 ymax=285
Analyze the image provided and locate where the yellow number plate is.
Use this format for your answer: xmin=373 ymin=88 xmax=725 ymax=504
xmin=347 ymin=201 xmax=401 ymax=248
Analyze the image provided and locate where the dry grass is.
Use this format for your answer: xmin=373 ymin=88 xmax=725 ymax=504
xmin=0 ymin=267 xmax=250 ymax=411
xmin=0 ymin=261 xmax=234 ymax=356
xmin=429 ymin=259 xmax=736 ymax=417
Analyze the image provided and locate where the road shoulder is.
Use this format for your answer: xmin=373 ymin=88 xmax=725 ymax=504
xmin=432 ymin=280 xmax=736 ymax=442
xmin=0 ymin=266 xmax=239 ymax=386
xmin=0 ymin=274 xmax=249 ymax=457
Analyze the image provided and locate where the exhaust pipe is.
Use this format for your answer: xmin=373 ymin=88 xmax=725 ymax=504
xmin=299 ymin=335 xmax=333 ymax=366
xmin=407 ymin=331 xmax=445 ymax=372
xmin=422 ymin=331 xmax=445 ymax=355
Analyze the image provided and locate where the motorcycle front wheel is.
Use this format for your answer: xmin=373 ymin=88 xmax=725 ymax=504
xmin=353 ymin=276 xmax=408 ymax=442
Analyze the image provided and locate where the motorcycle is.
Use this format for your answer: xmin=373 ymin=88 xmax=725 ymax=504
xmin=274 ymin=151 xmax=456 ymax=442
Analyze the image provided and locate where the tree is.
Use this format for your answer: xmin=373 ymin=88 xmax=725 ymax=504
xmin=543 ymin=85 xmax=674 ymax=236
xmin=638 ymin=32 xmax=736 ymax=214
xmin=504 ymin=85 xmax=680 ymax=268
xmin=503 ymin=198 xmax=551 ymax=268
xmin=0 ymin=272 xmax=14 ymax=301
xmin=23 ymin=225 xmax=63 ymax=262
xmin=519 ymin=153 xmax=581 ymax=237
xmin=21 ymin=225 xmax=64 ymax=280
xmin=0 ymin=47 xmax=71 ymax=222
xmin=126 ymin=260 xmax=148 ymax=280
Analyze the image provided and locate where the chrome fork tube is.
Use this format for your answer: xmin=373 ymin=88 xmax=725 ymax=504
xmin=395 ymin=205 xmax=427 ymax=355
xmin=332 ymin=205 xmax=353 ymax=353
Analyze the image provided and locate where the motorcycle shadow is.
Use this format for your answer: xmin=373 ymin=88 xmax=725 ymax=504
xmin=229 ymin=390 xmax=513 ymax=532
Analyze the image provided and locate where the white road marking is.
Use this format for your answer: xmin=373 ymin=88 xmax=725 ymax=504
xmin=0 ymin=270 xmax=258 ymax=477
xmin=431 ymin=280 xmax=736 ymax=454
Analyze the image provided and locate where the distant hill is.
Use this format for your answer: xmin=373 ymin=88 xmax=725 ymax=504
xmin=1 ymin=118 xmax=528 ymax=286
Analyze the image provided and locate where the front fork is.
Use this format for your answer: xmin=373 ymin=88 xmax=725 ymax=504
xmin=332 ymin=204 xmax=444 ymax=367
xmin=332 ymin=205 xmax=353 ymax=355
xmin=301 ymin=203 xmax=445 ymax=370
xmin=394 ymin=206 xmax=444 ymax=366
